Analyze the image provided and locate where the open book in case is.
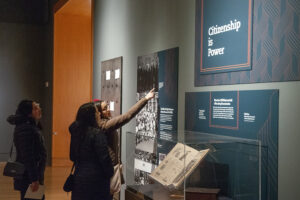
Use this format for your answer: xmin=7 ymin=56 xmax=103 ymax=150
xmin=124 ymin=131 xmax=268 ymax=200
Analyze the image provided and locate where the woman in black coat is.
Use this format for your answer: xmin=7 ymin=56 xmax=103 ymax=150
xmin=7 ymin=100 xmax=47 ymax=200
xmin=69 ymin=102 xmax=114 ymax=200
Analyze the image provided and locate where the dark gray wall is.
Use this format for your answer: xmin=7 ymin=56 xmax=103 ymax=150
xmin=0 ymin=0 xmax=54 ymax=165
xmin=0 ymin=0 xmax=49 ymax=24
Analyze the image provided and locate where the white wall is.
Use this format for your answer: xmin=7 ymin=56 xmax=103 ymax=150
xmin=93 ymin=0 xmax=300 ymax=199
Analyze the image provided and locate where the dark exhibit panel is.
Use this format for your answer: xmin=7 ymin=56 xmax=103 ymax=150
xmin=101 ymin=56 xmax=123 ymax=163
xmin=195 ymin=0 xmax=300 ymax=85
xmin=195 ymin=0 xmax=253 ymax=75
xmin=134 ymin=47 xmax=179 ymax=185
xmin=101 ymin=57 xmax=123 ymax=199
xmin=135 ymin=51 xmax=159 ymax=185
xmin=185 ymin=90 xmax=279 ymax=199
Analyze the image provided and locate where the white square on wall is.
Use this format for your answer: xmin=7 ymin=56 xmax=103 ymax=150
xmin=106 ymin=70 xmax=111 ymax=80
xmin=115 ymin=69 xmax=120 ymax=79
xmin=109 ymin=101 xmax=114 ymax=111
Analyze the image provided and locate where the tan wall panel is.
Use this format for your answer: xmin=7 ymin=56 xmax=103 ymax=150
xmin=53 ymin=13 xmax=92 ymax=166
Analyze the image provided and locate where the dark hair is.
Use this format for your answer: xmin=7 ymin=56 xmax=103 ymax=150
xmin=76 ymin=102 xmax=98 ymax=128
xmin=93 ymin=100 xmax=103 ymax=114
xmin=16 ymin=99 xmax=33 ymax=116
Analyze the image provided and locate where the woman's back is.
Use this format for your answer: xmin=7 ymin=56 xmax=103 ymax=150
xmin=69 ymin=123 xmax=114 ymax=181
xmin=69 ymin=102 xmax=114 ymax=200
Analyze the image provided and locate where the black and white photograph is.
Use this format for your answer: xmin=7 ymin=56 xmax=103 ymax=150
xmin=133 ymin=149 xmax=157 ymax=185
xmin=136 ymin=92 xmax=158 ymax=138
xmin=134 ymin=51 xmax=160 ymax=185
xmin=137 ymin=53 xmax=158 ymax=93
xmin=135 ymin=135 xmax=156 ymax=154
xmin=134 ymin=169 xmax=151 ymax=185
xmin=133 ymin=156 xmax=157 ymax=185
xmin=135 ymin=149 xmax=157 ymax=164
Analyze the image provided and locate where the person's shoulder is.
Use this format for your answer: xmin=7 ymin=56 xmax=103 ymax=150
xmin=14 ymin=122 xmax=37 ymax=138
xmin=89 ymin=127 xmax=106 ymax=140
xmin=69 ymin=121 xmax=79 ymax=134
xmin=90 ymin=127 xmax=106 ymax=135
xmin=15 ymin=120 xmax=35 ymax=132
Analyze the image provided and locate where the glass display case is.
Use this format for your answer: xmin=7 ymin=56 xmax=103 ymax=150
xmin=124 ymin=131 xmax=268 ymax=200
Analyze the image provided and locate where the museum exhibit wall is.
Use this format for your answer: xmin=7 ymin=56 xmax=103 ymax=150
xmin=93 ymin=0 xmax=179 ymax=198
xmin=0 ymin=0 xmax=55 ymax=165
xmin=177 ymin=1 xmax=300 ymax=200
xmin=93 ymin=0 xmax=299 ymax=199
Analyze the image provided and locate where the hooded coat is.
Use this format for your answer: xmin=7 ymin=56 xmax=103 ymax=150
xmin=7 ymin=114 xmax=47 ymax=191
xmin=69 ymin=122 xmax=114 ymax=200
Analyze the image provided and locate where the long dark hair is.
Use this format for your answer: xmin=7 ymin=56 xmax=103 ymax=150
xmin=69 ymin=102 xmax=98 ymax=162
xmin=93 ymin=100 xmax=103 ymax=115
xmin=13 ymin=99 xmax=42 ymax=129
xmin=76 ymin=102 xmax=98 ymax=130
xmin=16 ymin=99 xmax=33 ymax=116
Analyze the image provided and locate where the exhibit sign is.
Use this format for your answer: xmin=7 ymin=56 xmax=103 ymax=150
xmin=158 ymin=48 xmax=179 ymax=141
xmin=195 ymin=0 xmax=300 ymax=86
xmin=134 ymin=47 xmax=179 ymax=185
xmin=195 ymin=0 xmax=253 ymax=74
xmin=185 ymin=90 xmax=278 ymax=200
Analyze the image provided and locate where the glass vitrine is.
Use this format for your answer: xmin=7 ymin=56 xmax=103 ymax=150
xmin=124 ymin=131 xmax=267 ymax=200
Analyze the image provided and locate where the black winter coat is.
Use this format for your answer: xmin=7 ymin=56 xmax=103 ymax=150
xmin=69 ymin=122 xmax=114 ymax=200
xmin=7 ymin=115 xmax=47 ymax=191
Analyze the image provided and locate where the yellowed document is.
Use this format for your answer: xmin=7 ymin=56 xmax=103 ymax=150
xmin=149 ymin=143 xmax=210 ymax=189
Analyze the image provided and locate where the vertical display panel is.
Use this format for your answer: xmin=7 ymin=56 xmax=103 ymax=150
xmin=101 ymin=57 xmax=122 ymax=117
xmin=101 ymin=57 xmax=122 ymax=200
xmin=134 ymin=47 xmax=179 ymax=185
xmin=135 ymin=51 xmax=159 ymax=185
xmin=101 ymin=56 xmax=122 ymax=158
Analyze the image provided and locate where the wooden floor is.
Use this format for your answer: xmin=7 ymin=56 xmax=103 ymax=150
xmin=0 ymin=162 xmax=72 ymax=200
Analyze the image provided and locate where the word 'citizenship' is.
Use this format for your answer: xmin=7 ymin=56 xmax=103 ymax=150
xmin=208 ymin=19 xmax=241 ymax=36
